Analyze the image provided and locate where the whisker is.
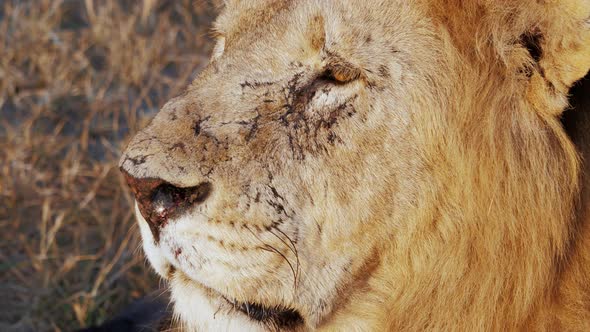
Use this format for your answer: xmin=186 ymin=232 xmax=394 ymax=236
xmin=213 ymin=301 xmax=223 ymax=319
xmin=260 ymin=244 xmax=297 ymax=289
xmin=268 ymin=228 xmax=300 ymax=290
xmin=268 ymin=229 xmax=296 ymax=259
xmin=245 ymin=227 xmax=297 ymax=288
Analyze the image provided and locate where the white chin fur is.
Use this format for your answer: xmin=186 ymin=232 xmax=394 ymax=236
xmin=171 ymin=275 xmax=265 ymax=332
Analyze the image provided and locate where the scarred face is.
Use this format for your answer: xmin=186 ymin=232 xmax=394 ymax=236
xmin=120 ymin=1 xmax=438 ymax=330
xmin=119 ymin=0 xmax=590 ymax=330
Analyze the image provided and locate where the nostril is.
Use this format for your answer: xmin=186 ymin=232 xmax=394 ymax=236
xmin=121 ymin=169 xmax=211 ymax=241
xmin=152 ymin=186 xmax=175 ymax=219
xmin=151 ymin=182 xmax=212 ymax=222
xmin=142 ymin=182 xmax=211 ymax=241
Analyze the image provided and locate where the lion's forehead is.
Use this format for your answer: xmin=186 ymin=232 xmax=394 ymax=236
xmin=215 ymin=0 xmax=294 ymax=43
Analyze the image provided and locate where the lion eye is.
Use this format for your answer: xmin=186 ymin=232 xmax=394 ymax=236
xmin=321 ymin=64 xmax=362 ymax=84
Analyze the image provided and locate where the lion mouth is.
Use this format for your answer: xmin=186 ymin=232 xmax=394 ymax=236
xmin=173 ymin=269 xmax=303 ymax=328
xmin=225 ymin=298 xmax=303 ymax=328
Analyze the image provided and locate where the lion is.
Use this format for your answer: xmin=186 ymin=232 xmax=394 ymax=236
xmin=119 ymin=0 xmax=590 ymax=330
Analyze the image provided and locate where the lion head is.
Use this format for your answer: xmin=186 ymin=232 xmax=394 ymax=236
xmin=120 ymin=0 xmax=590 ymax=330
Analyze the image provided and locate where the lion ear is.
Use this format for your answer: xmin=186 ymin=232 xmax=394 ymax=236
xmin=524 ymin=2 xmax=590 ymax=115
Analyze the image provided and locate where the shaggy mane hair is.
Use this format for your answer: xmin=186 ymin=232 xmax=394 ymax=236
xmin=368 ymin=2 xmax=590 ymax=330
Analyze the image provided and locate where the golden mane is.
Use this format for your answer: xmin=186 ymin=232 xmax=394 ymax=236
xmin=367 ymin=2 xmax=590 ymax=329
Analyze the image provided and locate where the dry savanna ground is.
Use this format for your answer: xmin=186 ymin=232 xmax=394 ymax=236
xmin=0 ymin=1 xmax=215 ymax=330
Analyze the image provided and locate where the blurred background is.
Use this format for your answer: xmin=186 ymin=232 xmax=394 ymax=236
xmin=0 ymin=1 xmax=216 ymax=330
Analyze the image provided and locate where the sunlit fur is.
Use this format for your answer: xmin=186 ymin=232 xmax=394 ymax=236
xmin=120 ymin=0 xmax=590 ymax=330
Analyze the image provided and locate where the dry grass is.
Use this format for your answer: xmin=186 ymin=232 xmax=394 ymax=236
xmin=0 ymin=1 xmax=215 ymax=330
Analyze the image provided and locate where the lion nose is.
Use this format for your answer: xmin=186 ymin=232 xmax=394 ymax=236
xmin=121 ymin=170 xmax=211 ymax=241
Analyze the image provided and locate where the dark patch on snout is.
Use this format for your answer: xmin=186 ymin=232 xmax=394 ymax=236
xmin=169 ymin=142 xmax=187 ymax=154
xmin=193 ymin=116 xmax=211 ymax=137
xmin=279 ymin=92 xmax=358 ymax=159
xmin=240 ymin=80 xmax=278 ymax=89
xmin=237 ymin=67 xmax=360 ymax=160
xmin=124 ymin=154 xmax=154 ymax=166
xmin=121 ymin=169 xmax=211 ymax=242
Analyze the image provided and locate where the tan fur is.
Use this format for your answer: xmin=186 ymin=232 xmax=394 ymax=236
xmin=120 ymin=0 xmax=590 ymax=330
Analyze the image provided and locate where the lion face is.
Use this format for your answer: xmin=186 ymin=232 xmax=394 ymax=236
xmin=120 ymin=0 xmax=590 ymax=330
